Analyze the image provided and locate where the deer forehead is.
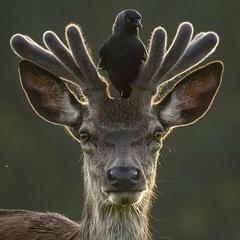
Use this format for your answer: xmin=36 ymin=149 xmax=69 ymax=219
xmin=81 ymin=113 xmax=161 ymax=140
xmin=87 ymin=97 xmax=154 ymax=126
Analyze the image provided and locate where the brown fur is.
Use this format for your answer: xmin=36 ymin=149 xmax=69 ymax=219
xmin=1 ymin=22 xmax=223 ymax=239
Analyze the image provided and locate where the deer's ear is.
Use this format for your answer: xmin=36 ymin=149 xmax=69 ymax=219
xmin=156 ymin=61 xmax=223 ymax=128
xmin=19 ymin=60 xmax=84 ymax=126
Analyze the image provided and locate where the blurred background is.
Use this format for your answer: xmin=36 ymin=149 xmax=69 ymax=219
xmin=0 ymin=1 xmax=239 ymax=239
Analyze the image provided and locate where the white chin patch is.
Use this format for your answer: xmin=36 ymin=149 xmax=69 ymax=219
xmin=108 ymin=191 xmax=142 ymax=206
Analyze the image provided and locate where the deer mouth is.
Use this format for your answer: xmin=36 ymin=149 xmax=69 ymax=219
xmin=107 ymin=190 xmax=143 ymax=206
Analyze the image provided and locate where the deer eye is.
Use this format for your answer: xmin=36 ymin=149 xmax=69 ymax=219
xmin=79 ymin=132 xmax=89 ymax=143
xmin=154 ymin=130 xmax=164 ymax=140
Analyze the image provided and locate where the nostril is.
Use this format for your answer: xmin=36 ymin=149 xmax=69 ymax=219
xmin=107 ymin=169 xmax=118 ymax=185
xmin=107 ymin=167 xmax=142 ymax=190
xmin=131 ymin=169 xmax=141 ymax=183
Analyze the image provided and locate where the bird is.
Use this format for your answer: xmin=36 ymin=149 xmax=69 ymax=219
xmin=98 ymin=9 xmax=147 ymax=99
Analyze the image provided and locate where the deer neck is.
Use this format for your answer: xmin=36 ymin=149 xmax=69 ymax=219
xmin=79 ymin=163 xmax=152 ymax=240
xmin=80 ymin=197 xmax=151 ymax=240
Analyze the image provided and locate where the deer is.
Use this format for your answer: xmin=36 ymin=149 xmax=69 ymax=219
xmin=0 ymin=20 xmax=223 ymax=240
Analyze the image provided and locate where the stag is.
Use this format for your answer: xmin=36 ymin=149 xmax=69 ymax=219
xmin=0 ymin=20 xmax=223 ymax=240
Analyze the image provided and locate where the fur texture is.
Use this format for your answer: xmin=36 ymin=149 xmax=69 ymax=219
xmin=1 ymin=12 xmax=224 ymax=239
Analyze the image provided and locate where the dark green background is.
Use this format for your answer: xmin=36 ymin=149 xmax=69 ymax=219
xmin=0 ymin=1 xmax=239 ymax=239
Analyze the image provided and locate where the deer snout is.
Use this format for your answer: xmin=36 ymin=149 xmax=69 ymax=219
xmin=104 ymin=167 xmax=147 ymax=206
xmin=107 ymin=167 xmax=142 ymax=190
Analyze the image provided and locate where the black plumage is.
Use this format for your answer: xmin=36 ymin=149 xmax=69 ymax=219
xmin=98 ymin=9 xmax=147 ymax=98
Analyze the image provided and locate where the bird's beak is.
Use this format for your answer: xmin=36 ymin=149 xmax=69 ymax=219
xmin=135 ymin=19 xmax=143 ymax=28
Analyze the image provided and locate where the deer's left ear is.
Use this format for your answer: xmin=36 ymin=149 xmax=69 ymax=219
xmin=155 ymin=61 xmax=224 ymax=128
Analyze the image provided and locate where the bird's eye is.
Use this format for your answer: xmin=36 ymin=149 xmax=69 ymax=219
xmin=125 ymin=18 xmax=131 ymax=23
xmin=154 ymin=130 xmax=164 ymax=140
xmin=79 ymin=132 xmax=89 ymax=143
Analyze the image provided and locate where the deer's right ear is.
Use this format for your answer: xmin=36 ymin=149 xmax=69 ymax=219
xmin=19 ymin=60 xmax=85 ymax=126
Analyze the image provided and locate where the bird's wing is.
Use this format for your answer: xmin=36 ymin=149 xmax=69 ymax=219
xmin=141 ymin=41 xmax=148 ymax=62
xmin=97 ymin=42 xmax=107 ymax=70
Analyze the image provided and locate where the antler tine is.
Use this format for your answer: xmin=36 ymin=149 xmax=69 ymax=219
xmin=152 ymin=22 xmax=193 ymax=85
xmin=65 ymin=24 xmax=107 ymax=94
xmin=137 ymin=27 xmax=166 ymax=89
xmin=43 ymin=31 xmax=85 ymax=85
xmin=160 ymin=31 xmax=219 ymax=83
xmin=10 ymin=34 xmax=77 ymax=82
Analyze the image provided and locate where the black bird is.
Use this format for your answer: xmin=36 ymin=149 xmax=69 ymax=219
xmin=98 ymin=9 xmax=147 ymax=98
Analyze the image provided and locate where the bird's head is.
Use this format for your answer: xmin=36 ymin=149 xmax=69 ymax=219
xmin=113 ymin=9 xmax=143 ymax=35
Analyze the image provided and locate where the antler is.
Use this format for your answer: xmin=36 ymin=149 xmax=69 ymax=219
xmin=136 ymin=22 xmax=219 ymax=96
xmin=10 ymin=24 xmax=108 ymax=101
xmin=10 ymin=22 xmax=219 ymax=103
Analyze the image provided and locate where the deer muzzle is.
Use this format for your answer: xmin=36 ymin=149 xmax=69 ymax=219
xmin=104 ymin=166 xmax=147 ymax=206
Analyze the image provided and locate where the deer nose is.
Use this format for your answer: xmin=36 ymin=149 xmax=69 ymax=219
xmin=107 ymin=167 xmax=142 ymax=190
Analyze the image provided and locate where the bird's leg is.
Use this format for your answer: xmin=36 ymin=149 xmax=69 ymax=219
xmin=121 ymin=84 xmax=132 ymax=99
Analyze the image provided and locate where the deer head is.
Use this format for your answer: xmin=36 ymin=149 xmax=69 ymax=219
xmin=10 ymin=22 xmax=223 ymax=239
